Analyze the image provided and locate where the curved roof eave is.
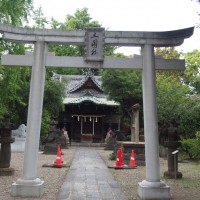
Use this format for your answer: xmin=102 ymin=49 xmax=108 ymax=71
xmin=63 ymin=97 xmax=119 ymax=106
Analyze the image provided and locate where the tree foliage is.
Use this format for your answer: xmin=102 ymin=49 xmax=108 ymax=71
xmin=155 ymin=47 xmax=183 ymax=79
xmin=47 ymin=8 xmax=103 ymax=75
xmin=178 ymin=96 xmax=200 ymax=136
xmin=156 ymin=48 xmax=200 ymax=138
xmin=182 ymin=50 xmax=200 ymax=94
xmin=156 ymin=47 xmax=181 ymax=59
xmin=43 ymin=78 xmax=66 ymax=117
xmin=0 ymin=67 xmax=31 ymax=122
xmin=156 ymin=73 xmax=189 ymax=126
xmin=181 ymin=138 xmax=200 ymax=159
xmin=0 ymin=42 xmax=30 ymax=122
xmin=0 ymin=0 xmax=33 ymax=25
xmin=0 ymin=1 xmax=66 ymax=131
xmin=101 ymin=69 xmax=142 ymax=124
xmin=32 ymin=6 xmax=48 ymax=29
xmin=0 ymin=0 xmax=33 ymax=121
xmin=62 ymin=7 xmax=100 ymax=30
xmin=176 ymin=50 xmax=200 ymax=136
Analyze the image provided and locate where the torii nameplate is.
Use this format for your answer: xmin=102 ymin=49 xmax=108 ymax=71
xmin=85 ymin=28 xmax=105 ymax=62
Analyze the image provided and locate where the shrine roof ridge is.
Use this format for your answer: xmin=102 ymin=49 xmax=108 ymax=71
xmin=67 ymin=75 xmax=102 ymax=93
xmin=0 ymin=23 xmax=194 ymax=47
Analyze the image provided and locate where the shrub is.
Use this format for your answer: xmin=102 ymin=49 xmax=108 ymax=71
xmin=109 ymin=153 xmax=116 ymax=160
xmin=40 ymin=109 xmax=51 ymax=143
xmin=181 ymin=139 xmax=200 ymax=159
xmin=195 ymin=131 xmax=200 ymax=140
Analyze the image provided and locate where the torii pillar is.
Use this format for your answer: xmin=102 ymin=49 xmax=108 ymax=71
xmin=138 ymin=44 xmax=169 ymax=199
xmin=0 ymin=24 xmax=194 ymax=199
xmin=11 ymin=41 xmax=47 ymax=197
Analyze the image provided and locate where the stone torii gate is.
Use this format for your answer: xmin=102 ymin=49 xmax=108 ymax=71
xmin=0 ymin=24 xmax=194 ymax=200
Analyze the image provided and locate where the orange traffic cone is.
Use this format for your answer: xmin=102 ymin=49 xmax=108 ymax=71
xmin=129 ymin=150 xmax=136 ymax=167
xmin=115 ymin=147 xmax=123 ymax=168
xmin=54 ymin=145 xmax=63 ymax=168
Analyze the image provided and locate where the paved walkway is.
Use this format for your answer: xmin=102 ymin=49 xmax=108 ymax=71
xmin=57 ymin=147 xmax=128 ymax=200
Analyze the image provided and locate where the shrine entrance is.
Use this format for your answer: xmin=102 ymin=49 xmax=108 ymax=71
xmin=0 ymin=24 xmax=194 ymax=200
xmin=56 ymin=71 xmax=120 ymax=143
xmin=71 ymin=114 xmax=104 ymax=142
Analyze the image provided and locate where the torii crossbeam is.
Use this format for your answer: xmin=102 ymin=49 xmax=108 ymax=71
xmin=0 ymin=23 xmax=194 ymax=200
xmin=2 ymin=53 xmax=185 ymax=70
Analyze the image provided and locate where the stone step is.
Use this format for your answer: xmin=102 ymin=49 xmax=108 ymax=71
xmin=70 ymin=142 xmax=106 ymax=147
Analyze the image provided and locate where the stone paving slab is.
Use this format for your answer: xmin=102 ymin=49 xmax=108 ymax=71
xmin=57 ymin=147 xmax=128 ymax=200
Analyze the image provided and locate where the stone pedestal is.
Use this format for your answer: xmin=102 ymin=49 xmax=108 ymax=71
xmin=11 ymin=178 xmax=44 ymax=197
xmin=104 ymin=137 xmax=116 ymax=151
xmin=11 ymin=138 xmax=26 ymax=152
xmin=0 ymin=113 xmax=16 ymax=176
xmin=114 ymin=141 xmax=145 ymax=166
xmin=164 ymin=141 xmax=182 ymax=179
xmin=0 ymin=167 xmax=15 ymax=176
xmin=138 ymin=180 xmax=171 ymax=200
xmin=43 ymin=118 xmax=68 ymax=154
xmin=43 ymin=141 xmax=68 ymax=154
xmin=164 ymin=169 xmax=182 ymax=179
xmin=0 ymin=137 xmax=15 ymax=168
xmin=0 ymin=137 xmax=15 ymax=176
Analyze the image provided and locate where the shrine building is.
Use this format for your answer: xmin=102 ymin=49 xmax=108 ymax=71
xmin=54 ymin=70 xmax=121 ymax=143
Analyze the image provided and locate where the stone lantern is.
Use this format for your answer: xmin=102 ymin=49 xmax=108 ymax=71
xmin=0 ymin=112 xmax=15 ymax=175
xmin=164 ymin=118 xmax=182 ymax=179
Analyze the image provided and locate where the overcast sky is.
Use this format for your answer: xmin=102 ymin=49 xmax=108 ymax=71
xmin=33 ymin=0 xmax=200 ymax=55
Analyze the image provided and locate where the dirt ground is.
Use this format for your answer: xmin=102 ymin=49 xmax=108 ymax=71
xmin=97 ymin=149 xmax=200 ymax=200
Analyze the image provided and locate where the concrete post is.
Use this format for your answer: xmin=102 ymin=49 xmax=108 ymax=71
xmin=138 ymin=44 xmax=170 ymax=200
xmin=11 ymin=41 xmax=46 ymax=197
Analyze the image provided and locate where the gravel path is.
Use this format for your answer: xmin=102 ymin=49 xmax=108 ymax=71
xmin=1 ymin=147 xmax=200 ymax=200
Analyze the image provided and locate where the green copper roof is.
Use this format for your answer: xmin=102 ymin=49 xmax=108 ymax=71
xmin=63 ymin=96 xmax=119 ymax=106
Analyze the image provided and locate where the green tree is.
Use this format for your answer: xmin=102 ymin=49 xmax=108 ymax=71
xmin=176 ymin=50 xmax=200 ymax=137
xmin=101 ymin=69 xmax=142 ymax=125
xmin=0 ymin=0 xmax=33 ymax=120
xmin=62 ymin=7 xmax=100 ymax=30
xmin=0 ymin=66 xmax=31 ymax=122
xmin=32 ymin=6 xmax=48 ymax=29
xmin=40 ymin=77 xmax=66 ymax=138
xmin=156 ymin=48 xmax=200 ymax=138
xmin=155 ymin=47 xmax=187 ymax=123
xmin=48 ymin=8 xmax=102 ymax=75
xmin=0 ymin=0 xmax=33 ymax=25
xmin=0 ymin=42 xmax=31 ymax=122
xmin=155 ymin=47 xmax=183 ymax=79
xmin=182 ymin=49 xmax=200 ymax=94
xmin=101 ymin=48 xmax=185 ymax=128
xmin=156 ymin=47 xmax=181 ymax=59
xmin=43 ymin=78 xmax=66 ymax=117
xmin=156 ymin=73 xmax=189 ymax=125
xmin=178 ymin=96 xmax=200 ymax=137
